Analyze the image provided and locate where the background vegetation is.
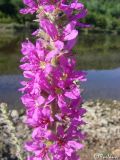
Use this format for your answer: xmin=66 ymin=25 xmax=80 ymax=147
xmin=0 ymin=0 xmax=120 ymax=31
xmin=0 ymin=0 xmax=33 ymax=24
xmin=81 ymin=0 xmax=120 ymax=31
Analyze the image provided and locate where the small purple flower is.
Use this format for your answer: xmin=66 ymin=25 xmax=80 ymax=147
xmin=20 ymin=0 xmax=37 ymax=14
xmin=25 ymin=141 xmax=50 ymax=160
xmin=48 ymin=126 xmax=84 ymax=159
xmin=26 ymin=106 xmax=54 ymax=128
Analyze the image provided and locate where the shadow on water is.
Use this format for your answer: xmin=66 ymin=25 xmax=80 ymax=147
xmin=0 ymin=32 xmax=120 ymax=108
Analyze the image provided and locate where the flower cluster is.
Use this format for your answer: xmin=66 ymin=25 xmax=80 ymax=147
xmin=20 ymin=0 xmax=88 ymax=159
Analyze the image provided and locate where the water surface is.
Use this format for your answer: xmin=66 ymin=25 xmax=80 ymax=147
xmin=0 ymin=32 xmax=120 ymax=109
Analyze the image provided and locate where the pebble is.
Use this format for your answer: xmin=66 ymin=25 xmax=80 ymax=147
xmin=10 ymin=110 xmax=19 ymax=119
xmin=112 ymin=149 xmax=120 ymax=157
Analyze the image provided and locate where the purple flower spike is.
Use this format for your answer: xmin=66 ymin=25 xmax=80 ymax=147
xmin=20 ymin=0 xmax=89 ymax=159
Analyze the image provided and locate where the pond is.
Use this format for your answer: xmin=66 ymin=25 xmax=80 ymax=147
xmin=0 ymin=32 xmax=120 ymax=109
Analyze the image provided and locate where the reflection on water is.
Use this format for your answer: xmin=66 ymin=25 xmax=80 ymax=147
xmin=0 ymin=32 xmax=29 ymax=74
xmin=0 ymin=32 xmax=120 ymax=108
xmin=75 ymin=34 xmax=120 ymax=69
xmin=0 ymin=32 xmax=120 ymax=74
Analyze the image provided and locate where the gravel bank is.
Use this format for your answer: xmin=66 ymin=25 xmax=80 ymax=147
xmin=0 ymin=100 xmax=120 ymax=160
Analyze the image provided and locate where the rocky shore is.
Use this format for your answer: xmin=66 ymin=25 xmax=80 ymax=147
xmin=0 ymin=100 xmax=120 ymax=160
xmin=81 ymin=100 xmax=120 ymax=160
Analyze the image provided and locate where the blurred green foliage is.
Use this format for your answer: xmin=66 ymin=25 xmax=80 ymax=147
xmin=0 ymin=0 xmax=33 ymax=24
xmin=0 ymin=0 xmax=120 ymax=31
xmin=81 ymin=0 xmax=120 ymax=31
